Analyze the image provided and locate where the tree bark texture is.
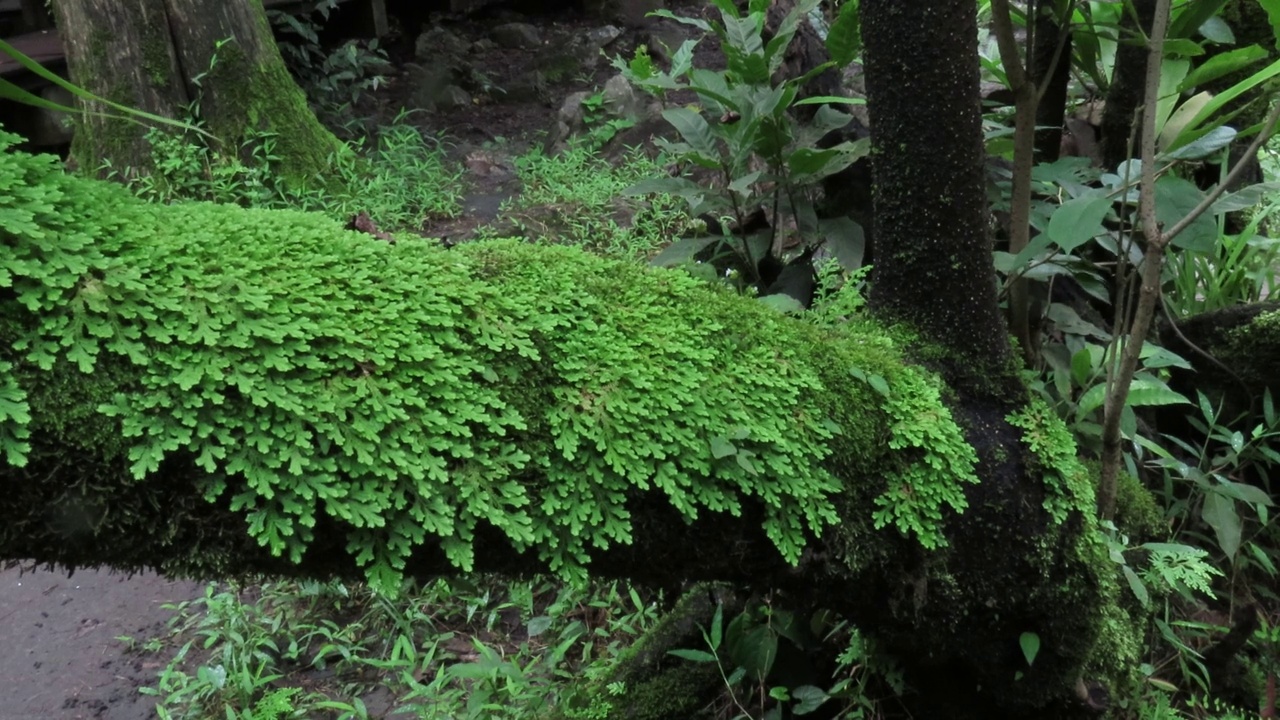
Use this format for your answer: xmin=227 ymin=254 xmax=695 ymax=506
xmin=1032 ymin=7 xmax=1072 ymax=162
xmin=861 ymin=0 xmax=1021 ymax=402
xmin=50 ymin=0 xmax=342 ymax=182
xmin=1161 ymin=301 xmax=1280 ymax=428
xmin=1100 ymin=0 xmax=1157 ymax=170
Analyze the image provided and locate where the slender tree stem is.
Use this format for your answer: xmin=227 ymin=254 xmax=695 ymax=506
xmin=1096 ymin=0 xmax=1280 ymax=519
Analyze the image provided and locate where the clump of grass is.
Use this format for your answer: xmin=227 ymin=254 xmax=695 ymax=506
xmin=138 ymin=577 xmax=661 ymax=720
xmin=107 ymin=111 xmax=463 ymax=233
xmin=484 ymin=141 xmax=689 ymax=261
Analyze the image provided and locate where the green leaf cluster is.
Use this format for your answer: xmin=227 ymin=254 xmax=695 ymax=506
xmin=619 ymin=0 xmax=868 ymax=283
xmin=867 ymin=367 xmax=979 ymax=549
xmin=0 ymin=130 xmax=995 ymax=587
xmin=1 ymin=133 xmax=936 ymax=589
xmin=1007 ymin=398 xmax=1095 ymax=524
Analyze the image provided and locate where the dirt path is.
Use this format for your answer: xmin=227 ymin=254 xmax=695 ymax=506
xmin=0 ymin=565 xmax=202 ymax=720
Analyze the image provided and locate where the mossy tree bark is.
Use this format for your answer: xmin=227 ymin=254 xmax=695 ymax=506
xmin=50 ymin=0 xmax=343 ymax=183
xmin=861 ymin=0 xmax=1022 ymax=402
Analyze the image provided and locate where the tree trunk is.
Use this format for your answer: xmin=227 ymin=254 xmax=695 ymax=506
xmin=1032 ymin=7 xmax=1072 ymax=162
xmin=1100 ymin=0 xmax=1156 ymax=170
xmin=861 ymin=0 xmax=1021 ymax=402
xmin=50 ymin=0 xmax=343 ymax=183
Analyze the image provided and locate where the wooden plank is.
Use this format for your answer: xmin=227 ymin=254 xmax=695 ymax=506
xmin=0 ymin=29 xmax=62 ymax=78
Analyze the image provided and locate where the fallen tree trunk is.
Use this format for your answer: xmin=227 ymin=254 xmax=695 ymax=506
xmin=1162 ymin=301 xmax=1280 ymax=413
xmin=0 ymin=138 xmax=1135 ymax=717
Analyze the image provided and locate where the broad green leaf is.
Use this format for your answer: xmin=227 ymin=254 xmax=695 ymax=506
xmin=1071 ymin=347 xmax=1095 ymax=386
xmin=791 ymin=685 xmax=828 ymax=715
xmin=1019 ymin=632 xmax=1040 ymax=667
xmin=827 ymin=0 xmax=862 ymax=66
xmin=1158 ymin=91 xmax=1213 ymax=151
xmin=1168 ymin=0 xmax=1229 ymax=40
xmin=649 ymin=9 xmax=711 ymax=33
xmin=734 ymin=625 xmax=779 ymax=677
xmin=662 ymin=107 xmax=719 ymax=158
xmin=1047 ymin=195 xmax=1111 ymax=252
xmin=1264 ymin=0 xmax=1280 ymax=50
xmin=1076 ymin=375 xmax=1189 ymax=418
xmin=1202 ymin=492 xmax=1242 ymax=558
xmin=710 ymin=436 xmax=738 ymax=459
xmin=667 ymin=648 xmax=717 ymax=663
xmin=648 ymin=236 xmax=720 ymax=267
xmin=1196 ymin=16 xmax=1234 ymax=44
xmin=710 ymin=604 xmax=724 ymax=649
xmin=793 ymin=95 xmax=867 ymax=106
xmin=1162 ymin=39 xmax=1206 ymax=58
xmin=728 ymin=170 xmax=763 ymax=196
xmin=820 ymin=216 xmax=865 ymax=270
xmin=758 ymin=293 xmax=806 ymax=313
xmin=1168 ymin=57 xmax=1280 ymax=152
xmin=1155 ymin=176 xmax=1216 ymax=251
xmin=1208 ymin=182 xmax=1280 ymax=214
xmin=670 ymin=39 xmax=699 ymax=78
xmin=527 ymin=616 xmax=553 ymax=637
xmin=1123 ymin=565 xmax=1150 ymax=607
xmin=722 ymin=12 xmax=764 ymax=57
xmin=1139 ymin=345 xmax=1192 ymax=370
xmin=1163 ymin=125 xmax=1236 ymax=160
xmin=1210 ymin=479 xmax=1273 ymax=507
xmin=1125 ymin=376 xmax=1192 ymax=407
xmin=1179 ymin=45 xmax=1268 ymax=92
xmin=1046 ymin=303 xmax=1108 ymax=338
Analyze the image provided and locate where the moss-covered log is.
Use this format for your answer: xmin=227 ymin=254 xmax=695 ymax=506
xmin=0 ymin=138 xmax=1136 ymax=717
xmin=1162 ymin=301 xmax=1280 ymax=427
xmin=50 ymin=0 xmax=344 ymax=183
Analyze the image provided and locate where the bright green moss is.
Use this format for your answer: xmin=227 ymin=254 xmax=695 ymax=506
xmin=1 ymin=134 xmax=993 ymax=590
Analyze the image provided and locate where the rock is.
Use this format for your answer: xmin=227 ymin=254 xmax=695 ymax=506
xmin=491 ymin=22 xmax=542 ymax=49
xmin=497 ymin=70 xmax=548 ymax=104
xmin=414 ymin=25 xmax=470 ymax=62
xmin=643 ymin=25 xmax=689 ymax=64
xmin=541 ymin=24 xmax=622 ymax=79
xmin=601 ymin=72 xmax=645 ymax=121
xmin=403 ymin=63 xmax=471 ymax=111
xmin=559 ymin=90 xmax=593 ymax=130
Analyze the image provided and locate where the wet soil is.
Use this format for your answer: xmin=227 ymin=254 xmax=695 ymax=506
xmin=0 ymin=565 xmax=201 ymax=719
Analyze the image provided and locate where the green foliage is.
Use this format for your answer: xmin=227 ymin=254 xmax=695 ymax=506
xmin=268 ymin=0 xmax=391 ymax=135
xmin=3 ymin=134 xmax=968 ymax=589
xmin=105 ymin=112 xmax=460 ymax=229
xmin=578 ymin=88 xmax=639 ymax=149
xmin=619 ymin=0 xmax=868 ymax=284
xmin=1008 ymin=398 xmax=1095 ymax=524
xmin=871 ymin=367 xmax=979 ymax=549
xmin=490 ymin=143 xmax=687 ymax=260
xmin=668 ymin=602 xmax=834 ymax=719
xmin=142 ymin=576 xmax=660 ymax=719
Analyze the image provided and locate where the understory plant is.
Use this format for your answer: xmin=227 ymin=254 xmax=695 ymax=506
xmin=139 ymin=577 xmax=661 ymax=720
xmin=619 ymin=0 xmax=868 ymax=288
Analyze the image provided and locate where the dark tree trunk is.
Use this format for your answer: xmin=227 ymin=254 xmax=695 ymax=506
xmin=50 ymin=0 xmax=343 ymax=183
xmin=1032 ymin=7 xmax=1072 ymax=162
xmin=862 ymin=0 xmax=1021 ymax=402
xmin=1100 ymin=0 xmax=1156 ymax=170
